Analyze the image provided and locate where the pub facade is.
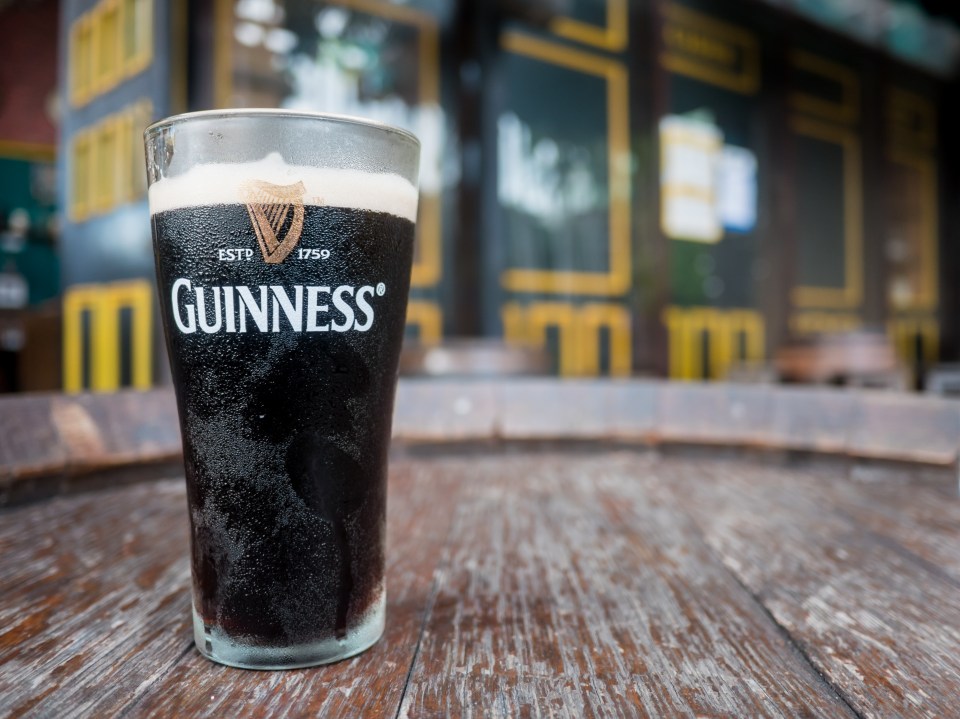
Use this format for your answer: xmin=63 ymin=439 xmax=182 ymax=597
xmin=39 ymin=0 xmax=960 ymax=388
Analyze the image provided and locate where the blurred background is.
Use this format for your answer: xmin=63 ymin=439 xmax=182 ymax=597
xmin=2 ymin=0 xmax=960 ymax=392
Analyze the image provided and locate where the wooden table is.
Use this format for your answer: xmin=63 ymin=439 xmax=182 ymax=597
xmin=2 ymin=381 xmax=959 ymax=717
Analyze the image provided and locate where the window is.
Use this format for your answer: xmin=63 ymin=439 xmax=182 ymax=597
xmin=69 ymin=0 xmax=152 ymax=106
xmin=94 ymin=119 xmax=119 ymax=212
xmin=70 ymin=14 xmax=93 ymax=106
xmin=94 ymin=0 xmax=121 ymax=93
xmin=71 ymin=131 xmax=92 ymax=221
xmin=122 ymin=0 xmax=152 ymax=74
xmin=70 ymin=101 xmax=153 ymax=221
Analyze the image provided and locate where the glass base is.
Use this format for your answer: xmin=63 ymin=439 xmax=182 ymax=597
xmin=192 ymin=596 xmax=385 ymax=670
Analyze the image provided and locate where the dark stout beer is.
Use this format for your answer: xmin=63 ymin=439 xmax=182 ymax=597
xmin=148 ymin=152 xmax=417 ymax=666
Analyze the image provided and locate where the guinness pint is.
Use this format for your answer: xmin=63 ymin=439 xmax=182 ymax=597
xmin=144 ymin=111 xmax=420 ymax=669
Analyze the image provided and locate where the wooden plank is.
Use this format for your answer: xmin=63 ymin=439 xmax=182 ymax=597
xmin=768 ymin=386 xmax=857 ymax=453
xmin=0 ymin=394 xmax=67 ymax=485
xmin=0 ymin=390 xmax=181 ymax=506
xmin=604 ymin=381 xmax=659 ymax=442
xmin=794 ymin=468 xmax=960 ymax=586
xmin=658 ymin=384 xmax=774 ymax=447
xmin=847 ymin=393 xmax=960 ymax=465
xmin=497 ymin=379 xmax=610 ymax=439
xmin=3 ymin=447 xmax=959 ymax=716
xmin=111 ymin=460 xmax=465 ymax=716
xmin=55 ymin=391 xmax=181 ymax=465
xmin=4 ymin=383 xmax=960 ymax=508
xmin=393 ymin=381 xmax=498 ymax=442
xmin=399 ymin=454 xmax=853 ymax=718
xmin=0 ymin=479 xmax=193 ymax=717
xmin=663 ymin=458 xmax=960 ymax=717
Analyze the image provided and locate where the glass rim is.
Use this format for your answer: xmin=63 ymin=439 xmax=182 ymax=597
xmin=143 ymin=108 xmax=420 ymax=147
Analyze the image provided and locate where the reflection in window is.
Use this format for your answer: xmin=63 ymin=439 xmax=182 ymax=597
xmin=497 ymin=112 xmax=602 ymax=230
xmin=225 ymin=0 xmax=444 ymax=196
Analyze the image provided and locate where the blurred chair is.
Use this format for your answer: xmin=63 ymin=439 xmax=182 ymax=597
xmin=400 ymin=338 xmax=550 ymax=378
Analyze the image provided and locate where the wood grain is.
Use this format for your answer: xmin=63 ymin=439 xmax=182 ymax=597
xmin=0 ymin=390 xmax=181 ymax=506
xmin=128 ymin=461 xmax=465 ymax=717
xmin=3 ymin=451 xmax=959 ymax=717
xmin=0 ymin=479 xmax=192 ymax=717
xmin=661 ymin=459 xmax=960 ymax=718
xmin=4 ymin=382 xmax=959 ymax=509
xmin=398 ymin=454 xmax=852 ymax=718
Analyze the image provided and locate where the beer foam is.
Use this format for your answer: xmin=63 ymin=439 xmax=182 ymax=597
xmin=148 ymin=153 xmax=418 ymax=221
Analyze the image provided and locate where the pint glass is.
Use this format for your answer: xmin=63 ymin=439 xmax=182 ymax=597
xmin=144 ymin=111 xmax=420 ymax=669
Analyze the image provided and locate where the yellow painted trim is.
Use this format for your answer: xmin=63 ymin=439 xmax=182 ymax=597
xmin=501 ymin=302 xmax=526 ymax=346
xmin=62 ymin=288 xmax=85 ymax=393
xmin=790 ymin=311 xmax=860 ymax=335
xmin=332 ymin=0 xmax=442 ymax=289
xmin=661 ymin=185 xmax=715 ymax=203
xmin=70 ymin=130 xmax=91 ymax=222
xmin=526 ymin=302 xmax=580 ymax=376
xmin=887 ymin=87 xmax=936 ymax=152
xmin=92 ymin=118 xmax=119 ymax=213
xmin=887 ymin=315 xmax=939 ymax=371
xmin=790 ymin=116 xmax=863 ymax=309
xmin=733 ymin=310 xmax=765 ymax=363
xmin=63 ymin=280 xmax=153 ymax=393
xmin=663 ymin=306 xmax=765 ymax=380
xmin=663 ymin=307 xmax=683 ymax=380
xmin=411 ymin=190 xmax=442 ymax=288
xmin=579 ymin=303 xmax=631 ymax=376
xmin=70 ymin=12 xmax=94 ymax=107
xmin=92 ymin=0 xmax=122 ymax=97
xmin=499 ymin=32 xmax=631 ymax=296
xmin=789 ymin=50 xmax=860 ymax=126
xmin=0 ymin=141 xmax=56 ymax=162
xmin=550 ymin=0 xmax=628 ymax=52
xmin=887 ymin=151 xmax=938 ymax=311
xmin=122 ymin=0 xmax=154 ymax=77
xmin=70 ymin=0 xmax=152 ymax=109
xmin=69 ymin=99 xmax=152 ymax=223
xmin=502 ymin=301 xmax=631 ymax=376
xmin=406 ymin=301 xmax=442 ymax=344
xmin=113 ymin=280 xmax=154 ymax=389
xmin=886 ymin=88 xmax=938 ymax=313
xmin=660 ymin=3 xmax=760 ymax=95
xmin=116 ymin=112 xmax=134 ymax=204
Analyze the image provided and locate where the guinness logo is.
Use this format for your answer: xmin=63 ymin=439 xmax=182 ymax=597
xmin=241 ymin=179 xmax=307 ymax=264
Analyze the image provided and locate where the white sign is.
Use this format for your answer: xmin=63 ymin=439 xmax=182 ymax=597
xmin=659 ymin=115 xmax=723 ymax=243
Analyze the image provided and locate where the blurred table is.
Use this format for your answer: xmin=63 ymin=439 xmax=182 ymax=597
xmin=2 ymin=381 xmax=960 ymax=717
xmin=775 ymin=330 xmax=907 ymax=389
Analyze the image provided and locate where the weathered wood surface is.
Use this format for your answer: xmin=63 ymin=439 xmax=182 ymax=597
xmin=397 ymin=455 xmax=851 ymax=718
xmin=657 ymin=459 xmax=960 ymax=718
xmin=0 ymin=390 xmax=181 ymax=505
xmin=4 ymin=451 xmax=959 ymax=717
xmin=5 ymin=381 xmax=960 ymax=507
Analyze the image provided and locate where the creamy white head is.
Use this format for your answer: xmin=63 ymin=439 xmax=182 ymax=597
xmin=148 ymin=152 xmax=419 ymax=222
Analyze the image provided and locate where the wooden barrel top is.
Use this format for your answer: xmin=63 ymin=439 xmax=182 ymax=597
xmin=1 ymin=380 xmax=958 ymax=716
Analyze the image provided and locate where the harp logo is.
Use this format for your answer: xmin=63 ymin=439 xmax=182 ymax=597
xmin=240 ymin=179 xmax=307 ymax=264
